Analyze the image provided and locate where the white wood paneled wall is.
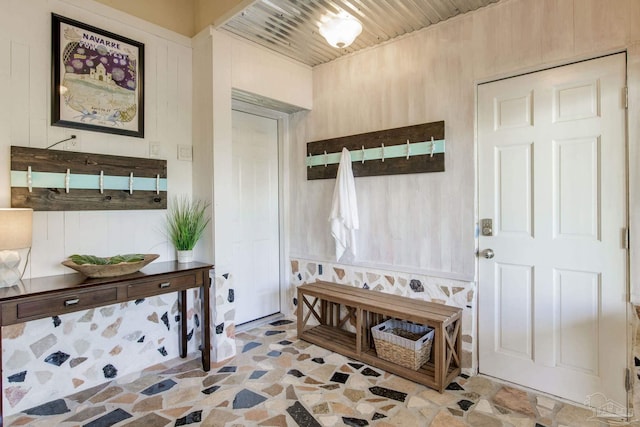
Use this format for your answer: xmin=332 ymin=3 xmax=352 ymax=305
xmin=0 ymin=0 xmax=194 ymax=278
xmin=290 ymin=0 xmax=640 ymax=282
xmin=191 ymin=28 xmax=312 ymax=275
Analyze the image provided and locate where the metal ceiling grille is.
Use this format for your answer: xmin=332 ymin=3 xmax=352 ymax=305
xmin=221 ymin=0 xmax=500 ymax=66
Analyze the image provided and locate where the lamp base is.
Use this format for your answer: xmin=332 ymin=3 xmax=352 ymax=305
xmin=0 ymin=250 xmax=22 ymax=287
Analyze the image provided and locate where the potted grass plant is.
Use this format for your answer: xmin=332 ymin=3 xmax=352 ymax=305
xmin=166 ymin=196 xmax=210 ymax=263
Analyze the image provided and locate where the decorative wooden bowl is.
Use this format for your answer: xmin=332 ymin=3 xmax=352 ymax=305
xmin=61 ymin=254 xmax=160 ymax=278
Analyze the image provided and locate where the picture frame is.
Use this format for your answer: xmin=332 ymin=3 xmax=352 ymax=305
xmin=51 ymin=13 xmax=145 ymax=138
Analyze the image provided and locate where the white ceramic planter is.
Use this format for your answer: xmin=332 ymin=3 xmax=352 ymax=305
xmin=176 ymin=250 xmax=193 ymax=263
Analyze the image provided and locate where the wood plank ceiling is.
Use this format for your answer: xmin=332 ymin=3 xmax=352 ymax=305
xmin=220 ymin=0 xmax=501 ymax=67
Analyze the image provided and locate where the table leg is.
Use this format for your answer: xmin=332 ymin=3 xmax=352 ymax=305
xmin=435 ymin=325 xmax=444 ymax=392
xmin=321 ymin=299 xmax=327 ymax=324
xmin=297 ymin=288 xmax=302 ymax=338
xmin=178 ymin=290 xmax=187 ymax=358
xmin=456 ymin=318 xmax=462 ymax=372
xmin=356 ymin=307 xmax=362 ymax=355
xmin=201 ymin=271 xmax=211 ymax=371
xmin=1 ymin=305 xmax=3 ymax=425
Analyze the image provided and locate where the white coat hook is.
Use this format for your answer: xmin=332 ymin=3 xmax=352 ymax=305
xmin=430 ymin=136 xmax=435 ymax=158
xmin=406 ymin=139 xmax=411 ymax=159
xmin=99 ymin=171 xmax=104 ymax=194
xmin=324 ymin=150 xmax=328 ymax=167
xmin=361 ymin=145 xmax=365 ymax=164
xmin=27 ymin=166 xmax=33 ymax=193
xmin=381 ymin=143 xmax=385 ymax=162
xmin=65 ymin=169 xmax=70 ymax=194
xmin=129 ymin=172 xmax=134 ymax=194
xmin=156 ymin=174 xmax=160 ymax=195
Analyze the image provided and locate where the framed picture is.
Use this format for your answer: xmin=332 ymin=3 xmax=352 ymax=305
xmin=51 ymin=14 xmax=144 ymax=138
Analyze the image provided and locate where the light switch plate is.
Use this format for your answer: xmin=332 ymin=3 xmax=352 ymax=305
xmin=177 ymin=145 xmax=193 ymax=161
xmin=149 ymin=142 xmax=161 ymax=158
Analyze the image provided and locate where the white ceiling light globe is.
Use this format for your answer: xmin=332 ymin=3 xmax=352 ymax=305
xmin=319 ymin=14 xmax=363 ymax=48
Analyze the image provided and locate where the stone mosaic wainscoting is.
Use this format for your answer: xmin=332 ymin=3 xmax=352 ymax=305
xmin=210 ymin=273 xmax=237 ymax=363
xmin=1 ymin=292 xmax=202 ymax=416
xmin=289 ymin=258 xmax=476 ymax=375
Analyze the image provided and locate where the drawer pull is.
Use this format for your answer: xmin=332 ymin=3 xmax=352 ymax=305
xmin=65 ymin=298 xmax=80 ymax=306
xmin=159 ymin=282 xmax=171 ymax=289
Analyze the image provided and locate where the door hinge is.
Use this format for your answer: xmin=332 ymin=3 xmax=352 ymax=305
xmin=625 ymin=86 xmax=629 ymax=109
xmin=625 ymin=227 xmax=630 ymax=250
xmin=626 ymin=367 xmax=633 ymax=392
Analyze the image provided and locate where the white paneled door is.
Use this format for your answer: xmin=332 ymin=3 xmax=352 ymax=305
xmin=232 ymin=110 xmax=281 ymax=325
xmin=478 ymin=54 xmax=628 ymax=408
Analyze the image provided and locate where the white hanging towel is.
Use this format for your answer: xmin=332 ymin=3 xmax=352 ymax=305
xmin=329 ymin=147 xmax=359 ymax=261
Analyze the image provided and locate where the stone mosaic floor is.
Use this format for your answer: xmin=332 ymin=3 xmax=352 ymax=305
xmin=4 ymin=318 xmax=636 ymax=426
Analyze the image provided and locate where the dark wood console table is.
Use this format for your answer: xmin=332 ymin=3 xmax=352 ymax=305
xmin=0 ymin=261 xmax=213 ymax=422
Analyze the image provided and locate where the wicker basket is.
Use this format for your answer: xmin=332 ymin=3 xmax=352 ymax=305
xmin=371 ymin=319 xmax=434 ymax=370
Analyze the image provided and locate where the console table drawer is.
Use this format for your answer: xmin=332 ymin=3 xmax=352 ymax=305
xmin=127 ymin=273 xmax=198 ymax=298
xmin=17 ymin=287 xmax=118 ymax=319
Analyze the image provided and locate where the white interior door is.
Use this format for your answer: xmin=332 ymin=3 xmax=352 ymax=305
xmin=232 ymin=109 xmax=281 ymax=325
xmin=478 ymin=54 xmax=628 ymax=407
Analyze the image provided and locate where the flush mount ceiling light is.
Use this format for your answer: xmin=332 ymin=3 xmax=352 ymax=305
xmin=319 ymin=13 xmax=362 ymax=48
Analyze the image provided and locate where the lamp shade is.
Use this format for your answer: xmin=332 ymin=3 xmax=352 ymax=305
xmin=319 ymin=14 xmax=362 ymax=48
xmin=0 ymin=208 xmax=33 ymax=250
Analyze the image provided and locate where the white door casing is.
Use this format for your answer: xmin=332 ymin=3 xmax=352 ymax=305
xmin=232 ymin=110 xmax=281 ymax=325
xmin=478 ymin=54 xmax=627 ymax=407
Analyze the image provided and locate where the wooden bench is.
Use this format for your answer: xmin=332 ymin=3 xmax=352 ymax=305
xmin=297 ymin=281 xmax=462 ymax=392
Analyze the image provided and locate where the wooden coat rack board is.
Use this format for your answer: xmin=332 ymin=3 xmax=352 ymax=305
xmin=10 ymin=146 xmax=167 ymax=211
xmin=306 ymin=121 xmax=445 ymax=180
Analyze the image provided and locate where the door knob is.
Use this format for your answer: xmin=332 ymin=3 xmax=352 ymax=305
xmin=480 ymin=249 xmax=495 ymax=259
